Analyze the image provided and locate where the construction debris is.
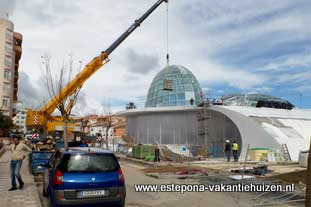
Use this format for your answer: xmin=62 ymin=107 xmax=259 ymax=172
xmin=229 ymin=175 xmax=255 ymax=180
xmin=230 ymin=165 xmax=271 ymax=176
xmin=144 ymin=165 xmax=193 ymax=174
xmin=33 ymin=136 xmax=56 ymax=151
xmin=176 ymin=168 xmax=208 ymax=176
xmin=253 ymin=183 xmax=305 ymax=206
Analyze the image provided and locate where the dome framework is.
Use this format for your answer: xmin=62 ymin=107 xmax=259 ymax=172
xmin=145 ymin=65 xmax=202 ymax=107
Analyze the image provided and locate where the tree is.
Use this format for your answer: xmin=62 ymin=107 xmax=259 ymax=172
xmin=0 ymin=112 xmax=14 ymax=136
xmin=100 ymin=102 xmax=114 ymax=150
xmin=41 ymin=54 xmax=82 ymax=149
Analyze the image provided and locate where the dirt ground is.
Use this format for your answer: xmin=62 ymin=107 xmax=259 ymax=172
xmin=268 ymin=170 xmax=307 ymax=184
xmin=143 ymin=165 xmax=210 ymax=174
xmin=35 ymin=157 xmax=306 ymax=207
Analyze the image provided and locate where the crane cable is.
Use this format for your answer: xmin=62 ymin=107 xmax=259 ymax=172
xmin=166 ymin=2 xmax=170 ymax=66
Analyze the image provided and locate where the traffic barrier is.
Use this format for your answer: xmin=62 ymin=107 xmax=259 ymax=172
xmin=29 ymin=151 xmax=53 ymax=175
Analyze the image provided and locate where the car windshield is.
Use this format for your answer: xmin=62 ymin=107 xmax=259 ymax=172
xmin=58 ymin=154 xmax=119 ymax=172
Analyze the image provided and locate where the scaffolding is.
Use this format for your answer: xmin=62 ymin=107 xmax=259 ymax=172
xmin=198 ymin=101 xmax=212 ymax=157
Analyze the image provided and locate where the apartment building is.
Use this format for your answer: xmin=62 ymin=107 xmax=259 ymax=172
xmin=75 ymin=115 xmax=126 ymax=137
xmin=12 ymin=101 xmax=27 ymax=134
xmin=0 ymin=16 xmax=22 ymax=117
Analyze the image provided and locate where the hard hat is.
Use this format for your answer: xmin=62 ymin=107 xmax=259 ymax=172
xmin=226 ymin=140 xmax=230 ymax=143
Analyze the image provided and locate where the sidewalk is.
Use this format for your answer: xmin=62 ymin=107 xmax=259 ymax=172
xmin=0 ymin=148 xmax=41 ymax=207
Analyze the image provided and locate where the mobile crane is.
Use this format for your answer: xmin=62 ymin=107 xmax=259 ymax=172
xmin=26 ymin=0 xmax=168 ymax=135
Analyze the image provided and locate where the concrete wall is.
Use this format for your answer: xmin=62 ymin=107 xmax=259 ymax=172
xmin=124 ymin=107 xmax=242 ymax=158
xmin=126 ymin=111 xmax=200 ymax=145
xmin=200 ymin=110 xmax=242 ymax=157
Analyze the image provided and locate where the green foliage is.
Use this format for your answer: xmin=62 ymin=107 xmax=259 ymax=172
xmin=0 ymin=112 xmax=14 ymax=136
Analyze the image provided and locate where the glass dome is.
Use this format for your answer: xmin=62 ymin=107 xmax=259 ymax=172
xmin=145 ymin=65 xmax=202 ymax=107
xmin=221 ymin=93 xmax=294 ymax=109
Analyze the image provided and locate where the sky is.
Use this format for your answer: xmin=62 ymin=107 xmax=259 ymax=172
xmin=1 ymin=0 xmax=311 ymax=115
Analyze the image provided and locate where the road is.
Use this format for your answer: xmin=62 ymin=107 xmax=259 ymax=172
xmin=39 ymin=161 xmax=254 ymax=207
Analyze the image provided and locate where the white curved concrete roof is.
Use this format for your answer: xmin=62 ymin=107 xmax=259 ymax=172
xmin=222 ymin=106 xmax=311 ymax=120
xmin=213 ymin=106 xmax=311 ymax=161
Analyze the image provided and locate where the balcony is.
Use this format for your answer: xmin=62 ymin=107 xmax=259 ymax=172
xmin=14 ymin=45 xmax=22 ymax=61
xmin=14 ymin=75 xmax=18 ymax=82
xmin=13 ymin=32 xmax=23 ymax=46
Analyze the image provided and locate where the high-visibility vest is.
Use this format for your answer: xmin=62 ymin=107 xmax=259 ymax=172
xmin=232 ymin=143 xmax=238 ymax=151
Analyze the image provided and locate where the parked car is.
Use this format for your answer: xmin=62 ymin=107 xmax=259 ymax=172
xmin=43 ymin=147 xmax=126 ymax=207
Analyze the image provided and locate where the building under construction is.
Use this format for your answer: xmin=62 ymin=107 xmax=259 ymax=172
xmin=118 ymin=65 xmax=311 ymax=161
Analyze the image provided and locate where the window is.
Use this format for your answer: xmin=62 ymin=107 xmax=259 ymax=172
xmin=3 ymin=83 xmax=11 ymax=94
xmin=58 ymin=154 xmax=119 ymax=172
xmin=2 ymin=97 xmax=9 ymax=108
xmin=4 ymin=56 xmax=12 ymax=67
xmin=6 ymin=30 xmax=13 ymax=42
xmin=177 ymin=93 xmax=185 ymax=100
xmin=4 ymin=70 xmax=11 ymax=80
xmin=5 ymin=44 xmax=13 ymax=55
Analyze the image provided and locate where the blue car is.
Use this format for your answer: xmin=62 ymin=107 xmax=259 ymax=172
xmin=43 ymin=147 xmax=126 ymax=207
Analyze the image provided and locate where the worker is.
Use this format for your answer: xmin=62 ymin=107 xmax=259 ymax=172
xmin=232 ymin=141 xmax=239 ymax=162
xmin=8 ymin=136 xmax=32 ymax=191
xmin=154 ymin=146 xmax=160 ymax=162
xmin=190 ymin=98 xmax=194 ymax=105
xmin=224 ymin=140 xmax=231 ymax=162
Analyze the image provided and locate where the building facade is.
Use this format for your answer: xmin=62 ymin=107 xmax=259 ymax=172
xmin=12 ymin=101 xmax=27 ymax=134
xmin=0 ymin=17 xmax=22 ymax=117
xmin=122 ymin=106 xmax=201 ymax=145
xmin=76 ymin=115 xmax=126 ymax=137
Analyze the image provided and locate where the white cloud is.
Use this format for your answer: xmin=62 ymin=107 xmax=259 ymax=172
xmin=190 ymin=60 xmax=267 ymax=90
xmin=263 ymin=53 xmax=311 ymax=70
xmin=5 ymin=0 xmax=311 ymax=112
xmin=294 ymin=85 xmax=311 ymax=93
xmin=276 ymin=71 xmax=311 ymax=84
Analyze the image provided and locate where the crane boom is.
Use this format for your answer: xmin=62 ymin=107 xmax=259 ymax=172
xmin=105 ymin=0 xmax=168 ymax=55
xmin=27 ymin=0 xmax=168 ymax=128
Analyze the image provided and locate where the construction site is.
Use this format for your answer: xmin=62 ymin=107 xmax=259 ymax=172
xmin=0 ymin=0 xmax=310 ymax=206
